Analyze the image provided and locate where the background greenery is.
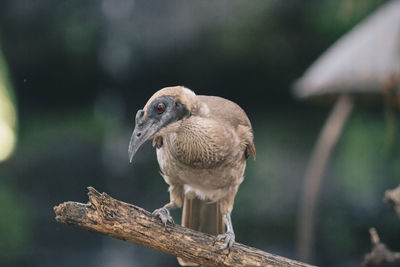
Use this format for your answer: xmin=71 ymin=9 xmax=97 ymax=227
xmin=0 ymin=0 xmax=398 ymax=266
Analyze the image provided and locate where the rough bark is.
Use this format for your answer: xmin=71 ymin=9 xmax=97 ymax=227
xmin=54 ymin=187 xmax=315 ymax=267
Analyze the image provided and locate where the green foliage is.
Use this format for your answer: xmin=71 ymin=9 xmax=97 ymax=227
xmin=62 ymin=13 xmax=97 ymax=61
xmin=305 ymin=0 xmax=384 ymax=41
xmin=334 ymin=110 xmax=394 ymax=209
xmin=21 ymin=108 xmax=105 ymax=145
xmin=0 ymin=179 xmax=31 ymax=263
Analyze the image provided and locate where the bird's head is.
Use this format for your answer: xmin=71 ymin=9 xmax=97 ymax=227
xmin=128 ymin=86 xmax=197 ymax=162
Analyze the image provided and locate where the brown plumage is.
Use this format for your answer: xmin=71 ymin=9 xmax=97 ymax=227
xmin=129 ymin=86 xmax=255 ymax=266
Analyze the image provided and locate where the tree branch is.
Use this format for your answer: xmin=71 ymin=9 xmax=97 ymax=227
xmin=384 ymin=184 xmax=400 ymax=220
xmin=363 ymin=228 xmax=400 ymax=267
xmin=54 ymin=187 xmax=315 ymax=267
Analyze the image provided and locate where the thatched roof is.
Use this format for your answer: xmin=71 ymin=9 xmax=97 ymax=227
xmin=294 ymin=0 xmax=400 ymax=98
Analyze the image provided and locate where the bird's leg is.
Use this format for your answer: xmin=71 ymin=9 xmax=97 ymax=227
xmin=152 ymin=202 xmax=177 ymax=227
xmin=215 ymin=213 xmax=235 ymax=250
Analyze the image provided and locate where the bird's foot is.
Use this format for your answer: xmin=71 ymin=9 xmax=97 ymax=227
xmin=215 ymin=231 xmax=235 ymax=251
xmin=152 ymin=207 xmax=174 ymax=227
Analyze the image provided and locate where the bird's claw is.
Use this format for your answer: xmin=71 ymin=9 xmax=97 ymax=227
xmin=215 ymin=231 xmax=235 ymax=251
xmin=152 ymin=207 xmax=174 ymax=227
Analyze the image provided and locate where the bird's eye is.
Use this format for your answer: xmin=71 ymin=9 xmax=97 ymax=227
xmin=155 ymin=103 xmax=165 ymax=114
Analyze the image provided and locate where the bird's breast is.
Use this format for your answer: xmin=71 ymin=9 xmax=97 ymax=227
xmin=155 ymin=118 xmax=247 ymax=196
xmin=157 ymin=144 xmax=246 ymax=201
xmin=165 ymin=117 xmax=239 ymax=169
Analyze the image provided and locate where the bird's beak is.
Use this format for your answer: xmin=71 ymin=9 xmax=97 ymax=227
xmin=128 ymin=109 xmax=160 ymax=163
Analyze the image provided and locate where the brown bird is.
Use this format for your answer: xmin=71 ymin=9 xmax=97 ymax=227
xmin=128 ymin=86 xmax=255 ymax=266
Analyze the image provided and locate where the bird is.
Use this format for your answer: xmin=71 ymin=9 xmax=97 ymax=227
xmin=128 ymin=86 xmax=255 ymax=266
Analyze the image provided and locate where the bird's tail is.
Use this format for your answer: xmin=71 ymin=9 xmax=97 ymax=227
xmin=177 ymin=195 xmax=225 ymax=266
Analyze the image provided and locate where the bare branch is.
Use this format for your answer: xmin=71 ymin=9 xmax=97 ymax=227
xmin=363 ymin=228 xmax=400 ymax=267
xmin=54 ymin=187 xmax=315 ymax=267
xmin=384 ymin=185 xmax=400 ymax=219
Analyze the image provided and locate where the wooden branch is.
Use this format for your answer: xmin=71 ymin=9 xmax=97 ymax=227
xmin=54 ymin=187 xmax=315 ymax=267
xmin=363 ymin=228 xmax=400 ymax=267
xmin=384 ymin=184 xmax=400 ymax=219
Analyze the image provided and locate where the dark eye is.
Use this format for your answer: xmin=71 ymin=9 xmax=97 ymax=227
xmin=155 ymin=103 xmax=165 ymax=114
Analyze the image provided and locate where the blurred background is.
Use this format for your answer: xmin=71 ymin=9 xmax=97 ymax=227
xmin=0 ymin=0 xmax=399 ymax=266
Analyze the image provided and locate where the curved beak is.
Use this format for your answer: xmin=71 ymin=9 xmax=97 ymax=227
xmin=128 ymin=110 xmax=160 ymax=163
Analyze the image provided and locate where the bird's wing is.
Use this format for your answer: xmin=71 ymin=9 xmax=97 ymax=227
xmin=197 ymin=95 xmax=251 ymax=128
xmin=197 ymin=95 xmax=256 ymax=159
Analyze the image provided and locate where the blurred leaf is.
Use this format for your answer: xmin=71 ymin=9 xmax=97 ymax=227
xmin=0 ymin=44 xmax=17 ymax=162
